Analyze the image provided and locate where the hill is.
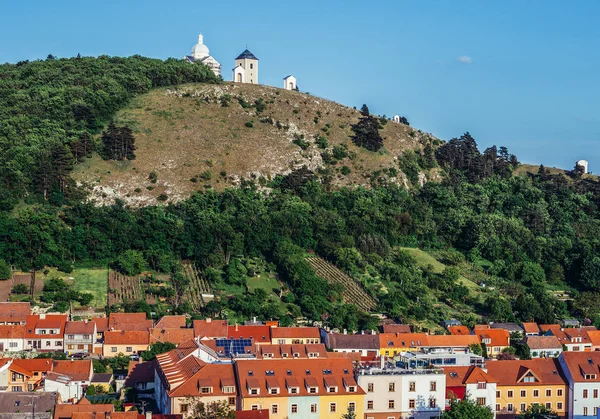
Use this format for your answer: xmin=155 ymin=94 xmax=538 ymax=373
xmin=72 ymin=83 xmax=438 ymax=206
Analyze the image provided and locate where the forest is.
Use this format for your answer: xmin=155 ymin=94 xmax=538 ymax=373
xmin=2 ymin=56 xmax=600 ymax=330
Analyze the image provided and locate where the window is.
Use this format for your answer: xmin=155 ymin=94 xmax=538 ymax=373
xmin=533 ymin=389 xmax=539 ymax=397
xmin=429 ymin=398 xmax=437 ymax=408
xmin=200 ymin=387 xmax=211 ymax=394
xmin=583 ymin=407 xmax=588 ymax=416
xmin=223 ymin=386 xmax=235 ymax=393
xmin=310 ymin=404 xmax=317 ymax=413
xmin=477 ymin=382 xmax=487 ymax=389
xmin=584 ymin=389 xmax=589 ymax=398
xmin=56 ymin=341 xmax=62 ymax=346
xmin=45 ymin=341 xmax=50 ymax=347
xmin=546 ymin=403 xmax=552 ymax=410
xmin=328 ymin=386 xmax=336 ymax=393
xmin=496 ymin=390 xmax=501 ymax=398
xmin=250 ymin=63 xmax=253 ymax=69
xmin=348 ymin=386 xmax=356 ymax=393
xmin=520 ymin=390 xmax=526 ymax=398
xmin=251 ymin=405 xmax=258 ymax=411
xmin=389 ymin=382 xmax=396 ymax=392
xmin=289 ymin=387 xmax=298 ymax=394
xmin=557 ymin=402 xmax=563 ymax=410
xmin=546 ymin=389 xmax=552 ymax=397
xmin=368 ymin=383 xmax=374 ymax=392
xmin=12 ymin=386 xmax=23 ymax=392
xmin=557 ymin=389 xmax=563 ymax=396
xmin=495 ymin=404 xmax=500 ymax=412
xmin=126 ymin=346 xmax=132 ymax=352
xmin=9 ymin=342 xmax=17 ymax=348
xmin=111 ymin=347 xmax=117 ymax=352
xmin=430 ymin=381 xmax=437 ymax=391
xmin=508 ymin=390 xmax=514 ymax=398
xmin=409 ymin=399 xmax=416 ymax=409
xmin=309 ymin=387 xmax=317 ymax=394
xmin=595 ymin=389 xmax=599 ymax=398
xmin=409 ymin=381 xmax=415 ymax=391
xmin=291 ymin=404 xmax=298 ymax=413
xmin=270 ymin=388 xmax=279 ymax=395
xmin=476 ymin=398 xmax=486 ymax=406
xmin=68 ymin=335 xmax=74 ymax=339
xmin=228 ymin=397 xmax=235 ymax=406
xmin=388 ymin=400 xmax=395 ymax=409
xmin=520 ymin=403 xmax=526 ymax=412
xmin=367 ymin=400 xmax=373 ymax=410
xmin=329 ymin=403 xmax=336 ymax=413
xmin=271 ymin=405 xmax=278 ymax=414
xmin=507 ymin=404 xmax=514 ymax=412
xmin=348 ymin=402 xmax=355 ymax=412
xmin=180 ymin=404 xmax=188 ymax=413
xmin=83 ymin=335 xmax=90 ymax=340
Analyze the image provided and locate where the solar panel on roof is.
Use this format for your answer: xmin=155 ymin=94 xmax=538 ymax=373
xmin=215 ymin=338 xmax=252 ymax=357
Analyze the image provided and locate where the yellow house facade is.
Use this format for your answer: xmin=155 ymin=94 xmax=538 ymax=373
xmin=102 ymin=331 xmax=150 ymax=357
xmin=486 ymin=358 xmax=567 ymax=417
xmin=379 ymin=333 xmax=429 ymax=356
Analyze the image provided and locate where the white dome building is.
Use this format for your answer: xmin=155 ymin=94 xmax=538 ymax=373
xmin=184 ymin=33 xmax=221 ymax=77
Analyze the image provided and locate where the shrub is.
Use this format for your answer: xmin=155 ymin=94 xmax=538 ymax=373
xmin=157 ymin=193 xmax=168 ymax=202
xmin=341 ymin=166 xmax=351 ymax=175
xmin=220 ymin=94 xmax=232 ymax=107
xmin=134 ymin=188 xmax=142 ymax=193
xmin=12 ymin=284 xmax=29 ymax=294
xmin=238 ymin=97 xmax=250 ymax=109
xmin=220 ymin=170 xmax=227 ymax=178
xmin=293 ymin=109 xmax=299 ymax=114
xmin=148 ymin=171 xmax=158 ymax=184
xmin=254 ymin=98 xmax=266 ymax=113
xmin=315 ymin=135 xmax=328 ymax=149
xmin=245 ymin=121 xmax=254 ymax=128
xmin=200 ymin=170 xmax=212 ymax=181
xmin=332 ymin=145 xmax=349 ymax=160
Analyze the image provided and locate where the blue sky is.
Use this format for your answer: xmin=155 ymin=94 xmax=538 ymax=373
xmin=1 ymin=0 xmax=599 ymax=170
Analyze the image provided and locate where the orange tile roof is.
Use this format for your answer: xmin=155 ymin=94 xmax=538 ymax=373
xmin=257 ymin=343 xmax=327 ymax=359
xmin=229 ymin=325 xmax=271 ymax=343
xmin=526 ymin=335 xmax=562 ymax=350
xmin=51 ymin=360 xmax=93 ymax=381
xmin=154 ymin=315 xmax=186 ymax=329
xmin=586 ymin=330 xmax=600 ymax=347
xmin=382 ymin=324 xmax=411 ymax=334
xmin=25 ymin=314 xmax=67 ymax=338
xmin=155 ymin=340 xmax=201 ymax=390
xmin=474 ymin=329 xmax=510 ymax=347
xmin=125 ymin=360 xmax=154 ymax=387
xmin=550 ymin=327 xmax=592 ymax=345
xmin=540 ymin=324 xmax=561 ymax=333
xmin=560 ymin=352 xmax=600 ymax=382
xmin=53 ymin=401 xmax=114 ymax=419
xmin=522 ymin=322 xmax=540 ymax=334
xmin=426 ymin=334 xmax=479 ymax=348
xmin=448 ymin=326 xmax=470 ymax=335
xmin=474 ymin=324 xmax=490 ymax=330
xmin=150 ymin=328 xmax=195 ymax=345
xmin=0 ymin=302 xmax=30 ymax=323
xmin=0 ymin=324 xmax=25 ymax=339
xmin=104 ymin=330 xmax=150 ymax=345
xmin=12 ymin=358 xmax=53 ymax=373
xmin=379 ymin=333 xmax=429 ymax=349
xmin=485 ymin=358 xmax=567 ymax=386
xmin=91 ymin=317 xmax=109 ymax=332
xmin=169 ymin=362 xmax=237 ymax=397
xmin=235 ymin=357 xmax=364 ymax=398
xmin=270 ymin=326 xmax=320 ymax=339
xmin=444 ymin=366 xmax=498 ymax=387
xmin=65 ymin=321 xmax=96 ymax=335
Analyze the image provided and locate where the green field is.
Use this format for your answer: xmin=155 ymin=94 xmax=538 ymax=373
xmin=71 ymin=268 xmax=108 ymax=308
xmin=398 ymin=247 xmax=480 ymax=291
xmin=247 ymin=273 xmax=281 ymax=294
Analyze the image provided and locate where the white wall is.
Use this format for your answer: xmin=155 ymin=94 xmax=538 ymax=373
xmin=0 ymin=338 xmax=25 ymax=352
xmin=465 ymin=382 xmax=497 ymax=416
xmin=45 ymin=379 xmax=88 ymax=402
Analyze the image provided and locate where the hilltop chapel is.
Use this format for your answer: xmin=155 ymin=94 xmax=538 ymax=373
xmin=232 ymin=49 xmax=259 ymax=84
xmin=184 ymin=34 xmax=221 ymax=77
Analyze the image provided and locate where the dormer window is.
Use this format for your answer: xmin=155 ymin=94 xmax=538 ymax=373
xmin=328 ymin=386 xmax=337 ymax=393
xmin=308 ymin=352 xmax=318 ymax=358
xmin=483 ymin=338 xmax=491 ymax=344
xmin=264 ymin=353 xmax=273 ymax=358
xmin=282 ymin=353 xmax=288 ymax=358
xmin=309 ymin=386 xmax=317 ymax=394
xmin=293 ymin=353 xmax=300 ymax=358
xmin=348 ymin=386 xmax=356 ymax=393
xmin=585 ymin=374 xmax=597 ymax=380
xmin=222 ymin=386 xmax=235 ymax=393
xmin=270 ymin=387 xmax=279 ymax=395
xmin=289 ymin=387 xmax=299 ymax=394
xmin=200 ymin=387 xmax=212 ymax=394
xmin=249 ymin=388 xmax=259 ymax=395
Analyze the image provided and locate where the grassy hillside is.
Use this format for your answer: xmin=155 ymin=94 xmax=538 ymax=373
xmin=73 ymin=82 xmax=437 ymax=206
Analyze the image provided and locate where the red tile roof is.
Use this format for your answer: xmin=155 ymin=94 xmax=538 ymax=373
xmin=104 ymin=331 xmax=150 ymax=345
xmin=379 ymin=333 xmax=429 ymax=349
xmin=560 ymin=352 xmax=600 ymax=382
xmin=12 ymin=358 xmax=53 ymax=374
xmin=0 ymin=302 xmax=30 ymax=323
xmin=51 ymin=360 xmax=93 ymax=381
xmin=522 ymin=322 xmax=540 ymax=334
xmin=65 ymin=321 xmax=96 ymax=335
xmin=586 ymin=330 xmax=600 ymax=347
xmin=0 ymin=324 xmax=25 ymax=339
xmin=154 ymin=315 xmax=186 ymax=329
xmin=382 ymin=324 xmax=411 ymax=334
xmin=91 ymin=317 xmax=109 ymax=332
xmin=193 ymin=318 xmax=228 ymax=338
xmin=526 ymin=336 xmax=563 ymax=350
xmin=444 ymin=366 xmax=498 ymax=387
xmin=108 ymin=313 xmax=152 ymax=332
xmin=270 ymin=327 xmax=320 ymax=340
xmin=25 ymin=314 xmax=67 ymax=338
xmin=235 ymin=358 xmax=364 ymax=398
xmin=257 ymin=343 xmax=327 ymax=359
xmin=426 ymin=334 xmax=479 ymax=348
xmin=125 ymin=360 xmax=155 ymax=387
xmin=53 ymin=401 xmax=114 ymax=419
xmin=228 ymin=325 xmax=271 ymax=343
xmin=150 ymin=328 xmax=195 ymax=345
xmin=485 ymin=358 xmax=567 ymax=386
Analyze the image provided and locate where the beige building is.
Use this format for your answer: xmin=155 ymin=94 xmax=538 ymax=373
xmin=233 ymin=49 xmax=258 ymax=84
xmin=103 ymin=331 xmax=150 ymax=357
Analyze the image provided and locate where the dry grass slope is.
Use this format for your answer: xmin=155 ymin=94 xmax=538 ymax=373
xmin=73 ymin=82 xmax=435 ymax=206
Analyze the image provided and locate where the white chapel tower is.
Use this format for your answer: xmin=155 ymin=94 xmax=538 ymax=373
xmin=232 ymin=49 xmax=258 ymax=84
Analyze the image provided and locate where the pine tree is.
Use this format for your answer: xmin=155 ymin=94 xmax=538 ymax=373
xmin=360 ymin=104 xmax=370 ymax=116
xmin=51 ymin=145 xmax=73 ymax=193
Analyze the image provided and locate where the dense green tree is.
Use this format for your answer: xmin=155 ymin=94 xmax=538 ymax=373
xmin=186 ymin=399 xmax=235 ymax=419
xmin=443 ymin=397 xmax=494 ymax=419
xmin=115 ymin=250 xmax=146 ymax=276
xmin=351 ymin=115 xmax=384 ymax=151
xmin=0 ymin=259 xmax=11 ymax=280
xmin=518 ymin=404 xmax=559 ymax=419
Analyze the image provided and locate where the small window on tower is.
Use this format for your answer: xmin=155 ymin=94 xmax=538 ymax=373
xmin=250 ymin=64 xmax=253 ymax=69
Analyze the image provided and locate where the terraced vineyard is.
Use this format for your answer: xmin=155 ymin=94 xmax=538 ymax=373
xmin=306 ymin=257 xmax=376 ymax=312
xmin=108 ymin=272 xmax=143 ymax=306
xmin=182 ymin=261 xmax=214 ymax=309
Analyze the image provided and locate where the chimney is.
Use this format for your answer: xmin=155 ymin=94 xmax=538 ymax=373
xmin=40 ymin=313 xmax=46 ymax=320
xmin=145 ymin=412 xmax=152 ymax=419
xmin=84 ymin=319 xmax=88 ymax=324
xmin=380 ymin=355 xmax=385 ymax=369
xmin=361 ymin=330 xmax=365 ymax=335
xmin=371 ymin=329 xmax=376 ymax=335
xmin=343 ymin=329 xmax=347 ymax=335
xmin=206 ymin=318 xmax=212 ymax=323
xmin=71 ymin=358 xmax=74 ymax=362
xmin=235 ymin=323 xmax=239 ymax=332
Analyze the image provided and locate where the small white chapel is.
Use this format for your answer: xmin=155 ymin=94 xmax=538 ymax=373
xmin=184 ymin=34 xmax=221 ymax=77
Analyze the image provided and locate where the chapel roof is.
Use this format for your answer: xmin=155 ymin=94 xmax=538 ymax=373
xmin=236 ymin=49 xmax=258 ymax=60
